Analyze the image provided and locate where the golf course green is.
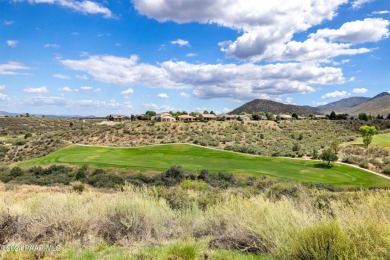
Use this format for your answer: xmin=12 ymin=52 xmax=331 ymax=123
xmin=16 ymin=144 xmax=390 ymax=187
xmin=347 ymin=133 xmax=390 ymax=148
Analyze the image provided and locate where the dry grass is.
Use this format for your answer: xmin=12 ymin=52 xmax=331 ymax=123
xmin=1 ymin=182 xmax=389 ymax=259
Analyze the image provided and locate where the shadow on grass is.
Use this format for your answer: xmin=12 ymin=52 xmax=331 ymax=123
xmin=314 ymin=163 xmax=334 ymax=169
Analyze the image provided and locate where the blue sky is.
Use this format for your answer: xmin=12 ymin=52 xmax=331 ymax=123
xmin=0 ymin=0 xmax=389 ymax=116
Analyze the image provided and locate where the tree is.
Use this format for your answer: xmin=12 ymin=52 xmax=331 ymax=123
xmin=358 ymin=113 xmax=368 ymax=121
xmin=329 ymin=111 xmax=336 ymax=120
xmin=203 ymin=110 xmax=209 ymax=114
xmin=210 ymin=111 xmax=216 ymax=115
xmin=320 ymin=148 xmax=338 ymax=165
xmin=265 ymin=112 xmax=274 ymax=120
xmin=330 ymin=139 xmax=341 ymax=154
xmin=359 ymin=125 xmax=377 ymax=148
xmin=387 ymin=114 xmax=390 ymax=120
xmin=145 ymin=111 xmax=156 ymax=117
xmin=292 ymin=112 xmax=298 ymax=119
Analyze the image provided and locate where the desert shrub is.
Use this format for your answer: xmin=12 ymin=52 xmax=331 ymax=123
xmin=0 ymin=212 xmax=18 ymax=245
xmin=10 ymin=167 xmax=23 ymax=177
xmin=288 ymin=221 xmax=349 ymax=260
xmin=267 ymin=182 xmax=302 ymax=200
xmin=15 ymin=139 xmax=27 ymax=146
xmin=0 ymin=145 xmax=9 ymax=158
xmin=181 ymin=180 xmax=208 ymax=191
xmin=383 ymin=166 xmax=390 ymax=175
xmin=87 ymin=173 xmax=124 ymax=189
xmin=72 ymin=182 xmax=85 ymax=193
xmin=24 ymin=132 xmax=32 ymax=139
xmin=154 ymin=166 xmax=186 ymax=186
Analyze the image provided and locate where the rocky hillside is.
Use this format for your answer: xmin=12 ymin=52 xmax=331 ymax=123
xmin=229 ymin=99 xmax=314 ymax=115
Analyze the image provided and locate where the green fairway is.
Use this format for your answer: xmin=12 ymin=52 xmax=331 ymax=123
xmin=16 ymin=144 xmax=390 ymax=187
xmin=347 ymin=133 xmax=390 ymax=147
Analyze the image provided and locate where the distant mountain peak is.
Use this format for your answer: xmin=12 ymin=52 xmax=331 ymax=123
xmin=229 ymin=99 xmax=314 ymax=115
xmin=370 ymin=92 xmax=390 ymax=100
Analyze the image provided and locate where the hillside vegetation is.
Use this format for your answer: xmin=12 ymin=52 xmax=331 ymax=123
xmin=229 ymin=99 xmax=314 ymax=115
xmin=3 ymin=117 xmax=387 ymax=163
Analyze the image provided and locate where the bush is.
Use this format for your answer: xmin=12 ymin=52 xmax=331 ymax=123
xmin=383 ymin=166 xmax=390 ymax=175
xmin=290 ymin=221 xmax=349 ymax=260
xmin=154 ymin=166 xmax=186 ymax=186
xmin=15 ymin=139 xmax=27 ymax=146
xmin=72 ymin=182 xmax=85 ymax=193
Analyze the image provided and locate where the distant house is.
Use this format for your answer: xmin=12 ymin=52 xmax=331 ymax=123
xmin=178 ymin=115 xmax=196 ymax=121
xmin=279 ymin=114 xmax=292 ymax=120
xmin=217 ymin=114 xmax=236 ymax=121
xmin=107 ymin=114 xmax=129 ymax=121
xmin=314 ymin=115 xmax=327 ymax=120
xmin=199 ymin=114 xmax=217 ymax=121
xmin=154 ymin=112 xmax=176 ymax=122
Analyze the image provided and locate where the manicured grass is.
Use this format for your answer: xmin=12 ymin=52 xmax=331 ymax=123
xmin=16 ymin=144 xmax=390 ymax=187
xmin=346 ymin=133 xmax=390 ymax=147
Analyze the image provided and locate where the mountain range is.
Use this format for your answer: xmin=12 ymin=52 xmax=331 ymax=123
xmin=230 ymin=92 xmax=390 ymax=116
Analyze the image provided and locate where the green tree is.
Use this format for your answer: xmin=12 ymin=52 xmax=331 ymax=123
xmin=145 ymin=111 xmax=156 ymax=117
xmin=330 ymin=139 xmax=341 ymax=154
xmin=359 ymin=125 xmax=377 ymax=148
xmin=320 ymin=148 xmax=338 ymax=165
xmin=292 ymin=112 xmax=298 ymax=119
xmin=358 ymin=113 xmax=368 ymax=121
xmin=329 ymin=111 xmax=336 ymax=120
xmin=203 ymin=110 xmax=209 ymax=114
xmin=265 ymin=112 xmax=274 ymax=120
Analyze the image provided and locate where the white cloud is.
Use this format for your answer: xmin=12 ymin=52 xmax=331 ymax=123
xmin=285 ymin=97 xmax=294 ymax=104
xmin=171 ymin=39 xmax=190 ymax=47
xmin=121 ymin=88 xmax=134 ymax=98
xmin=61 ymin=54 xmax=348 ymax=100
xmin=352 ymin=88 xmax=368 ymax=94
xmin=322 ymin=90 xmax=350 ymax=99
xmin=15 ymin=0 xmax=112 ymax=18
xmin=53 ymin=74 xmax=70 ymax=79
xmin=312 ymin=101 xmax=328 ymax=106
xmin=0 ymin=62 xmax=30 ymax=75
xmin=6 ymin=40 xmax=18 ymax=48
xmin=134 ymin=0 xmax=348 ymax=60
xmin=58 ymin=87 xmax=79 ymax=92
xmin=186 ymin=53 xmax=197 ymax=57
xmin=310 ymin=18 xmax=389 ymax=43
xmin=80 ymin=86 xmax=100 ymax=92
xmin=222 ymin=108 xmax=231 ymax=113
xmin=4 ymin=20 xmax=14 ymax=25
xmin=44 ymin=43 xmax=60 ymax=48
xmin=351 ymin=0 xmax=373 ymax=9
xmin=23 ymin=86 xmax=48 ymax=94
xmin=157 ymin=93 xmax=169 ymax=98
xmin=0 ymin=85 xmax=6 ymax=91
xmin=372 ymin=10 xmax=390 ymax=15
xmin=180 ymin=92 xmax=190 ymax=98
xmin=0 ymin=93 xmax=11 ymax=102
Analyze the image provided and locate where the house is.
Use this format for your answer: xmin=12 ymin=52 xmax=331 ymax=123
xmin=178 ymin=115 xmax=196 ymax=121
xmin=107 ymin=114 xmax=129 ymax=121
xmin=314 ymin=115 xmax=327 ymax=120
xmin=154 ymin=112 xmax=176 ymax=122
xmin=279 ymin=114 xmax=292 ymax=120
xmin=199 ymin=114 xmax=217 ymax=121
xmin=217 ymin=114 xmax=236 ymax=121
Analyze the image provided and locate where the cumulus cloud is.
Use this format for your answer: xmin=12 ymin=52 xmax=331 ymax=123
xmin=45 ymin=43 xmax=60 ymax=48
xmin=121 ymin=88 xmax=134 ymax=98
xmin=76 ymin=74 xmax=88 ymax=80
xmin=171 ymin=39 xmax=190 ymax=47
xmin=157 ymin=93 xmax=169 ymax=98
xmin=13 ymin=0 xmax=112 ymax=18
xmin=23 ymin=86 xmax=48 ymax=94
xmin=58 ymin=87 xmax=79 ymax=92
xmin=133 ymin=0 xmax=349 ymax=60
xmin=310 ymin=18 xmax=389 ymax=43
xmin=6 ymin=40 xmax=18 ymax=48
xmin=61 ymin=54 xmax=348 ymax=100
xmin=140 ymin=103 xmax=175 ymax=112
xmin=0 ymin=85 xmax=6 ymax=91
xmin=0 ymin=62 xmax=30 ymax=75
xmin=322 ymin=90 xmax=350 ymax=99
xmin=352 ymin=88 xmax=368 ymax=94
xmin=186 ymin=53 xmax=197 ymax=57
xmin=351 ymin=0 xmax=373 ymax=9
